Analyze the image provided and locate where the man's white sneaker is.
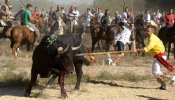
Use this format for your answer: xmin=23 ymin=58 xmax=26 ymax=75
xmin=170 ymin=76 xmax=175 ymax=86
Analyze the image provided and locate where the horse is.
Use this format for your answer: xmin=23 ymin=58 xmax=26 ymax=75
xmin=90 ymin=17 xmax=122 ymax=52
xmin=9 ymin=16 xmax=45 ymax=57
xmin=134 ymin=15 xmax=147 ymax=55
xmin=50 ymin=17 xmax=65 ymax=35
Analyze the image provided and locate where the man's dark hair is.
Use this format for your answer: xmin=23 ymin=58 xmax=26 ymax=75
xmin=26 ymin=4 xmax=32 ymax=8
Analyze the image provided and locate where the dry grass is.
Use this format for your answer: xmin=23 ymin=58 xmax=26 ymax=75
xmin=65 ymin=74 xmax=91 ymax=85
xmin=0 ymin=71 xmax=29 ymax=87
xmin=96 ymin=71 xmax=152 ymax=82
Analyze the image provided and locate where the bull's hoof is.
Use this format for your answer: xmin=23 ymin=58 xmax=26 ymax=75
xmin=23 ymin=93 xmax=30 ymax=97
xmin=40 ymin=74 xmax=50 ymax=78
xmin=74 ymin=87 xmax=80 ymax=90
xmin=61 ymin=93 xmax=68 ymax=98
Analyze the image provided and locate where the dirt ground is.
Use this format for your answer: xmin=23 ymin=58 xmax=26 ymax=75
xmin=0 ymin=38 xmax=175 ymax=100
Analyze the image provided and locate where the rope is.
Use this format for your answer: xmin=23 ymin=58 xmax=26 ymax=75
xmin=76 ymin=50 xmax=136 ymax=56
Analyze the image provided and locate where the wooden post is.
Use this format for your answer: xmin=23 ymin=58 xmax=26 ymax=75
xmin=130 ymin=0 xmax=136 ymax=51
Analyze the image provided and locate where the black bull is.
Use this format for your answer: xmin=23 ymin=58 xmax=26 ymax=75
xmin=24 ymin=35 xmax=90 ymax=98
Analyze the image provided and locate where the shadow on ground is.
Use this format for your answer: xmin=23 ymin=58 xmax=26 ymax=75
xmin=88 ymin=80 xmax=156 ymax=90
xmin=137 ymin=95 xmax=167 ymax=100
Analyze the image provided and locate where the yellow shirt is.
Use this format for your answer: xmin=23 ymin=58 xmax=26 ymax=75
xmin=144 ymin=33 xmax=165 ymax=56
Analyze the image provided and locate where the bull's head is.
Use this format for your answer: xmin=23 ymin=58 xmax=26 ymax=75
xmin=54 ymin=42 xmax=82 ymax=74
xmin=55 ymin=45 xmax=74 ymax=74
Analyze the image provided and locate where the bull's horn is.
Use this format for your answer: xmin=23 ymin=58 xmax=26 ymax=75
xmin=57 ymin=47 xmax=64 ymax=53
xmin=57 ymin=45 xmax=69 ymax=54
xmin=71 ymin=42 xmax=82 ymax=51
xmin=63 ymin=45 xmax=69 ymax=53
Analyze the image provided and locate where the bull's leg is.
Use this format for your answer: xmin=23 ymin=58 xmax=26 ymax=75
xmin=24 ymin=67 xmax=38 ymax=97
xmin=74 ymin=62 xmax=83 ymax=90
xmin=58 ymin=72 xmax=67 ymax=98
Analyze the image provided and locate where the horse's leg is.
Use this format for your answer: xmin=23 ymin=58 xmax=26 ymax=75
xmin=173 ymin=42 xmax=175 ymax=59
xmin=24 ymin=67 xmax=38 ymax=97
xmin=27 ymin=43 xmax=30 ymax=51
xmin=167 ymin=42 xmax=171 ymax=60
xmin=105 ymin=40 xmax=110 ymax=52
xmin=141 ymin=39 xmax=146 ymax=56
xmin=91 ymin=39 xmax=98 ymax=52
xmin=97 ymin=40 xmax=101 ymax=52
xmin=74 ymin=61 xmax=83 ymax=90
xmin=58 ymin=72 xmax=67 ymax=98
xmin=12 ymin=43 xmax=20 ymax=57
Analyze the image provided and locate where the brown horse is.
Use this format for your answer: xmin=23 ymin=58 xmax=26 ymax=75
xmin=10 ymin=16 xmax=44 ymax=57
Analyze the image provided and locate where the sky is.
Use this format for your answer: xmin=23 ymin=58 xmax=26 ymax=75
xmin=52 ymin=0 xmax=93 ymax=5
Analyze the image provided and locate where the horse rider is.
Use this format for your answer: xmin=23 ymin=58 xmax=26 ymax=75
xmin=101 ymin=9 xmax=111 ymax=32
xmin=1 ymin=0 xmax=12 ymax=26
xmin=135 ymin=25 xmax=175 ymax=90
xmin=32 ymin=7 xmax=40 ymax=19
xmin=113 ymin=11 xmax=121 ymax=24
xmin=94 ymin=8 xmax=104 ymax=23
xmin=67 ymin=5 xmax=80 ymax=33
xmin=127 ymin=10 xmax=133 ymax=27
xmin=48 ymin=6 xmax=54 ymax=27
xmin=113 ymin=22 xmax=132 ymax=57
xmin=143 ymin=9 xmax=151 ymax=23
xmin=83 ymin=8 xmax=93 ymax=33
xmin=154 ymin=9 xmax=162 ymax=27
xmin=21 ymin=4 xmax=40 ymax=45
xmin=164 ymin=8 xmax=175 ymax=28
xmin=120 ymin=7 xmax=130 ymax=28
xmin=14 ymin=6 xmax=25 ymax=25
xmin=0 ymin=3 xmax=7 ymax=26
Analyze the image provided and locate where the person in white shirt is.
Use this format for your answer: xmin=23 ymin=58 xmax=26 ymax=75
xmin=83 ymin=8 xmax=93 ymax=33
xmin=154 ymin=9 xmax=162 ymax=27
xmin=120 ymin=7 xmax=129 ymax=27
xmin=67 ymin=5 xmax=80 ymax=33
xmin=113 ymin=22 xmax=132 ymax=52
xmin=144 ymin=9 xmax=151 ymax=22
xmin=95 ymin=8 xmax=104 ymax=23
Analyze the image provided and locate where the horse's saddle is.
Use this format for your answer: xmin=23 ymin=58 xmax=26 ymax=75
xmin=26 ymin=25 xmax=35 ymax=32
